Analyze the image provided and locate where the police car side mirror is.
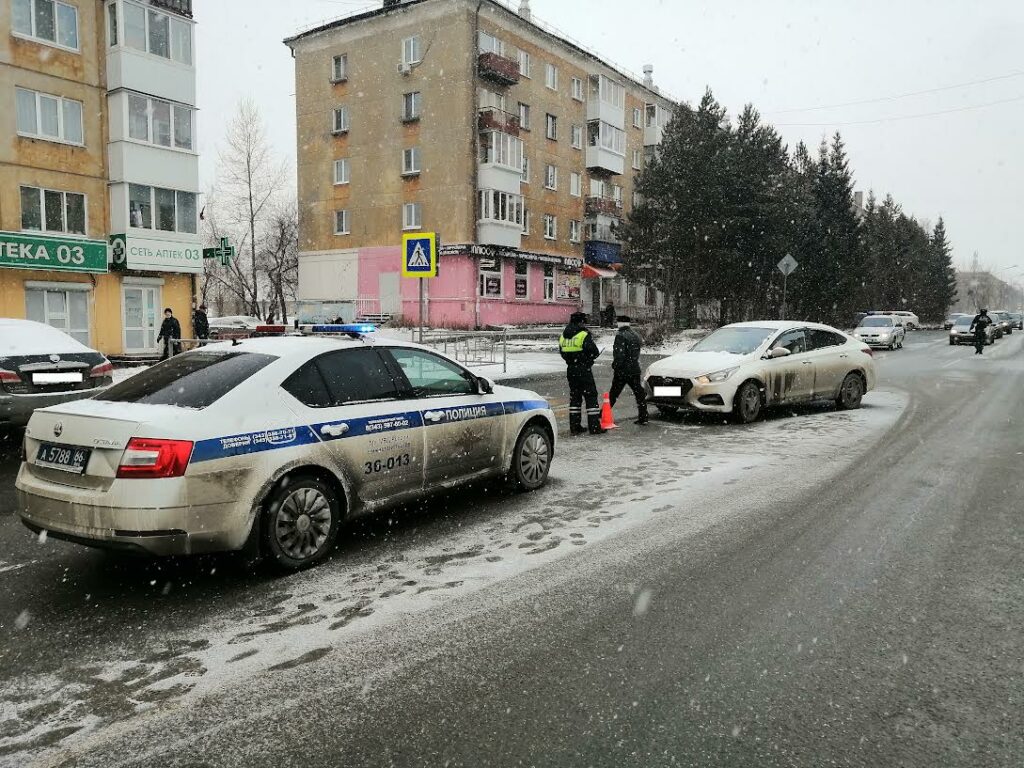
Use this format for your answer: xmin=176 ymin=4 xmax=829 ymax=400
xmin=476 ymin=376 xmax=495 ymax=395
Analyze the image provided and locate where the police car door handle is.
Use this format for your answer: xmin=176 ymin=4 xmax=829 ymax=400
xmin=320 ymin=423 xmax=350 ymax=438
xmin=423 ymin=411 xmax=445 ymax=423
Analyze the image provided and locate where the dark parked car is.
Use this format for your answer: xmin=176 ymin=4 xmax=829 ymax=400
xmin=1012 ymin=313 xmax=1024 ymax=330
xmin=943 ymin=313 xmax=969 ymax=330
xmin=949 ymin=315 xmax=996 ymax=346
xmin=990 ymin=311 xmax=1012 ymax=337
xmin=0 ymin=319 xmax=113 ymax=428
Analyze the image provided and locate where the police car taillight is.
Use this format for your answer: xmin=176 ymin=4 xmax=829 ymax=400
xmin=117 ymin=438 xmax=194 ymax=479
xmin=89 ymin=361 xmax=114 ymax=379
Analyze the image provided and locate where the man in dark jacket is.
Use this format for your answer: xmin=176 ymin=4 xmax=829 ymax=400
xmin=157 ymin=308 xmax=182 ymax=361
xmin=192 ymin=304 xmax=210 ymax=341
xmin=970 ymin=309 xmax=992 ymax=355
xmin=559 ymin=312 xmax=604 ymax=435
xmin=610 ymin=316 xmax=648 ymax=425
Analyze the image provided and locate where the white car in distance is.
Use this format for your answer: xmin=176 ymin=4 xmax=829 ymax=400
xmin=644 ymin=321 xmax=877 ymax=424
xmin=854 ymin=316 xmax=906 ymax=350
xmin=16 ymin=333 xmax=557 ymax=572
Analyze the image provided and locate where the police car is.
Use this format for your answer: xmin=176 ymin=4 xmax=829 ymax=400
xmin=16 ymin=329 xmax=557 ymax=571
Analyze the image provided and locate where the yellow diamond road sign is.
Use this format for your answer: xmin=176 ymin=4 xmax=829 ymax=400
xmin=402 ymin=232 xmax=438 ymax=278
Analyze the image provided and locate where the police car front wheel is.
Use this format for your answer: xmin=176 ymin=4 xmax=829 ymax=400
xmin=262 ymin=475 xmax=342 ymax=571
xmin=509 ymin=424 xmax=552 ymax=492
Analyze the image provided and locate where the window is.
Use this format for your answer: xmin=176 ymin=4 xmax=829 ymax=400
xmin=12 ymin=0 xmax=79 ymax=50
xmin=521 ymin=156 xmax=530 ymax=183
xmin=107 ymin=1 xmax=117 ymax=45
xmin=633 ymin=107 xmax=643 ymax=128
xmin=590 ymin=75 xmax=626 ymax=109
xmin=20 ymin=186 xmax=86 ymax=235
xmin=402 ymin=35 xmax=422 ymax=66
xmin=588 ymin=120 xmax=626 ymax=155
xmin=518 ymin=49 xmax=531 ymax=78
xmin=121 ymin=2 xmax=192 ymax=64
xmin=523 ymin=210 xmax=531 ymax=235
xmin=98 ymin=352 xmax=276 ymax=409
xmin=808 ymin=329 xmax=846 ymax=349
xmin=403 ymin=91 xmax=421 ymax=121
xmin=544 ymin=164 xmax=558 ymax=191
xmin=478 ymin=30 xmax=503 ymax=56
xmin=128 ymin=185 xmax=196 ymax=233
xmin=332 ymin=54 xmax=348 ymax=82
xmin=334 ymin=210 xmax=350 ymax=235
xmin=479 ymin=131 xmax=523 ymax=170
xmin=633 ymin=149 xmax=643 ymax=170
xmin=545 ymin=113 xmax=557 ymax=140
xmin=544 ymin=214 xmax=557 ymax=240
xmin=334 ymin=158 xmax=350 ymax=185
xmin=332 ymin=106 xmax=349 ymax=134
xmin=543 ymin=265 xmax=556 ymax=302
xmin=571 ymin=124 xmax=583 ymax=149
xmin=389 ymin=348 xmax=475 ymax=397
xmin=569 ymin=220 xmax=581 ymax=243
xmin=284 ymin=349 xmax=399 ymax=408
xmin=514 ymin=261 xmax=529 ymax=299
xmin=571 ymin=77 xmax=584 ymax=101
xmin=772 ymin=329 xmax=807 ymax=355
xmin=518 ymin=102 xmax=531 ymax=130
xmin=402 ymin=147 xmax=421 ymax=175
xmin=15 ymin=88 xmax=83 ymax=145
xmin=128 ymin=94 xmax=194 ymax=150
xmin=545 ymin=63 xmax=558 ymax=90
xmin=403 ymin=202 xmax=422 ymax=230
xmin=478 ymin=190 xmax=524 ymax=227
xmin=570 ymin=172 xmax=582 ymax=197
xmin=25 ymin=288 xmax=90 ymax=346
xmin=478 ymin=258 xmax=503 ymax=298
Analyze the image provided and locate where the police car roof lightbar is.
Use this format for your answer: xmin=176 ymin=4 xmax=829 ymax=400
xmin=309 ymin=324 xmax=378 ymax=337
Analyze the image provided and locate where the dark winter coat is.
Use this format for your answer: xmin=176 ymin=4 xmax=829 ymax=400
xmin=559 ymin=321 xmax=601 ymax=369
xmin=970 ymin=313 xmax=992 ymax=337
xmin=612 ymin=326 xmax=643 ymax=375
xmin=192 ymin=310 xmax=209 ymax=339
xmin=158 ymin=316 xmax=182 ymax=343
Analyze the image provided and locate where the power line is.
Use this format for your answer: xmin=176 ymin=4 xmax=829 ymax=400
xmin=769 ymin=71 xmax=1024 ymax=115
xmin=775 ymin=94 xmax=1024 ymax=127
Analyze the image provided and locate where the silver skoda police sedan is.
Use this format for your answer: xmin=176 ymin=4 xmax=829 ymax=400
xmin=16 ymin=334 xmax=557 ymax=571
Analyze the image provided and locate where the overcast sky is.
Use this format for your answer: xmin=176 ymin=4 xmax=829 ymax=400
xmin=195 ymin=0 xmax=1024 ymax=276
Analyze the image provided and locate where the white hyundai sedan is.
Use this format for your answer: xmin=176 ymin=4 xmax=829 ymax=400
xmin=16 ymin=334 xmax=556 ymax=571
xmin=644 ymin=321 xmax=876 ymax=424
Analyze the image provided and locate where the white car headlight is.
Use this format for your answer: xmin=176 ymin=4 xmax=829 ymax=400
xmin=695 ymin=367 xmax=739 ymax=385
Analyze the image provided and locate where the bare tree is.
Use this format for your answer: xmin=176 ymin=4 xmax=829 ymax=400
xmin=258 ymin=203 xmax=299 ymax=324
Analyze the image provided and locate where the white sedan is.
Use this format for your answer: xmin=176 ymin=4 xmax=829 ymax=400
xmin=644 ymin=321 xmax=877 ymax=424
xmin=16 ymin=333 xmax=556 ymax=571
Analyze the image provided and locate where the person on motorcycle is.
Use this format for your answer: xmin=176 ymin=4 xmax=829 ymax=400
xmin=970 ymin=308 xmax=993 ymax=355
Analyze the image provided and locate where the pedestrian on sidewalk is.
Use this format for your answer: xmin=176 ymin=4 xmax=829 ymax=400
xmin=610 ymin=316 xmax=649 ymax=425
xmin=559 ymin=312 xmax=604 ymax=435
xmin=970 ymin=308 xmax=992 ymax=355
xmin=157 ymin=308 xmax=182 ymax=361
xmin=192 ymin=303 xmax=210 ymax=341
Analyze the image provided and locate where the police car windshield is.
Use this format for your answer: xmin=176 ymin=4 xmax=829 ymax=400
xmin=690 ymin=327 xmax=775 ymax=355
xmin=96 ymin=351 xmax=276 ymax=409
xmin=860 ymin=317 xmax=894 ymax=327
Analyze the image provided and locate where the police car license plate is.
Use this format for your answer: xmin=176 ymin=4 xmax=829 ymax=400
xmin=35 ymin=443 xmax=91 ymax=474
xmin=654 ymin=386 xmax=683 ymax=398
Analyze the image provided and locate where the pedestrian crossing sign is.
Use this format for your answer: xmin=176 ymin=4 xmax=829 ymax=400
xmin=402 ymin=233 xmax=438 ymax=278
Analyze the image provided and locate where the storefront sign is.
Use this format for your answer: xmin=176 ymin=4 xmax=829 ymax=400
xmin=0 ymin=231 xmax=107 ymax=274
xmin=110 ymin=234 xmax=203 ymax=274
xmin=557 ymin=272 xmax=581 ymax=301
xmin=440 ymin=243 xmax=583 ymax=271
xmin=484 ymin=276 xmax=502 ymax=297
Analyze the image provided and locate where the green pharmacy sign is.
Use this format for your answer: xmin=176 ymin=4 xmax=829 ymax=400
xmin=0 ymin=231 xmax=108 ymax=274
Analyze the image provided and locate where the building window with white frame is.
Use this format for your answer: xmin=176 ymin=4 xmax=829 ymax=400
xmin=128 ymin=93 xmax=194 ymax=151
xmin=402 ymin=35 xmax=422 ymax=66
xmin=333 ymin=158 xmax=350 ymax=185
xmin=521 ymin=155 xmax=530 ymax=184
xmin=479 ymin=258 xmax=502 ymax=298
xmin=479 ymin=131 xmax=523 ymax=171
xmin=632 ymin=148 xmax=642 ymax=170
xmin=518 ymin=102 xmax=531 ymax=130
xmin=403 ymin=202 xmax=422 ymax=230
xmin=514 ymin=261 xmax=529 ymax=299
xmin=12 ymin=0 xmax=79 ymax=50
xmin=128 ymin=184 xmax=196 ymax=234
xmin=518 ymin=49 xmax=531 ymax=78
xmin=16 ymin=87 xmax=83 ymax=145
xmin=588 ymin=120 xmax=626 ymax=156
xmin=571 ymin=124 xmax=583 ymax=149
xmin=570 ymin=172 xmax=582 ymax=197
xmin=25 ymin=286 xmax=90 ymax=345
xmin=402 ymin=147 xmax=421 ymax=175
xmin=20 ymin=186 xmax=86 ymax=235
xmin=545 ymin=63 xmax=558 ymax=90
xmin=403 ymin=91 xmax=421 ymax=121
xmin=523 ymin=210 xmax=531 ymax=235
xmin=633 ymin=107 xmax=642 ymax=128
xmin=334 ymin=210 xmax=349 ymax=235
xmin=571 ymin=77 xmax=584 ymax=101
xmin=545 ymin=113 xmax=557 ymax=141
xmin=543 ymin=214 xmax=557 ymax=240
xmin=543 ymin=264 xmax=556 ymax=301
xmin=544 ymin=164 xmax=557 ymax=191
xmin=332 ymin=54 xmax=348 ymax=82
xmin=478 ymin=190 xmax=524 ymax=227
xmin=121 ymin=1 xmax=192 ymax=65
xmin=478 ymin=30 xmax=504 ymax=56
xmin=569 ymin=220 xmax=581 ymax=243
xmin=332 ymin=106 xmax=349 ymax=134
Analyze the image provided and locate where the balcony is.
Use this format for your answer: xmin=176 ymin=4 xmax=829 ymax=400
xmin=478 ymin=107 xmax=520 ymax=137
xmin=586 ymin=146 xmax=625 ymax=176
xmin=644 ymin=124 xmax=665 ymax=147
xmin=585 ymin=196 xmax=622 ymax=218
xmin=478 ymin=220 xmax=523 ymax=249
xmin=149 ymin=0 xmax=193 ymax=18
xmin=478 ymin=52 xmax=521 ymax=86
xmin=585 ymin=224 xmax=620 ymax=245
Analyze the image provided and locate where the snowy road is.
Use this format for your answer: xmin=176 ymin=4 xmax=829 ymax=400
xmin=1 ymin=332 xmax=1021 ymax=766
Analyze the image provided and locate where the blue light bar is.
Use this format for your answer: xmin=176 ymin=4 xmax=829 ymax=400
xmin=310 ymin=324 xmax=378 ymax=335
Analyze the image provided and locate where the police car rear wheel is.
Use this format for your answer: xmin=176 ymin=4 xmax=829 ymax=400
xmin=510 ymin=425 xmax=551 ymax=492
xmin=263 ymin=476 xmax=341 ymax=571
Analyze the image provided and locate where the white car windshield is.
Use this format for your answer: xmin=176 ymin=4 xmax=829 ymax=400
xmin=860 ymin=317 xmax=894 ymax=328
xmin=690 ymin=327 xmax=776 ymax=355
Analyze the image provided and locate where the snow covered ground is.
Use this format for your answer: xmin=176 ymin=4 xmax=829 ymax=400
xmin=0 ymin=390 xmax=908 ymax=763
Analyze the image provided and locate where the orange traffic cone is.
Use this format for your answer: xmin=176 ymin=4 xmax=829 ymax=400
xmin=599 ymin=393 xmax=618 ymax=431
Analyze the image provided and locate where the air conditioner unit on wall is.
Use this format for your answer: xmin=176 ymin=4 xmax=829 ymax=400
xmin=398 ymin=62 xmax=412 ymax=75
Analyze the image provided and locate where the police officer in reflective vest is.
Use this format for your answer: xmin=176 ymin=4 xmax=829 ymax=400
xmin=559 ymin=312 xmax=604 ymax=435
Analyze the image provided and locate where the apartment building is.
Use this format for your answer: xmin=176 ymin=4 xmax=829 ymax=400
xmin=286 ymin=0 xmax=674 ymax=328
xmin=1 ymin=0 xmax=200 ymax=356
